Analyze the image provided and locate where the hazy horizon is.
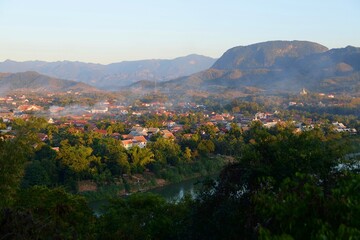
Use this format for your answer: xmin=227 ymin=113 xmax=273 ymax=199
xmin=1 ymin=53 xmax=217 ymax=65
xmin=1 ymin=0 xmax=359 ymax=64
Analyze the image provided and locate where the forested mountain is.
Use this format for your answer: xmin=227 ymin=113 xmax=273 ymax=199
xmin=156 ymin=41 xmax=360 ymax=95
xmin=212 ymin=40 xmax=328 ymax=69
xmin=0 ymin=54 xmax=216 ymax=89
xmin=0 ymin=71 xmax=99 ymax=94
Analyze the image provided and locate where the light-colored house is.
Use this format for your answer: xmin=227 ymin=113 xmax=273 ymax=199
xmin=121 ymin=140 xmax=133 ymax=150
xmin=90 ymin=107 xmax=108 ymax=114
xmin=166 ymin=121 xmax=176 ymax=128
xmin=332 ymin=122 xmax=356 ymax=133
xmin=300 ymin=88 xmax=308 ymax=95
xmin=263 ymin=121 xmax=278 ymax=129
xmin=210 ymin=114 xmax=225 ymax=122
xmin=121 ymin=136 xmax=147 ymax=149
xmin=129 ymin=127 xmax=148 ymax=136
xmin=120 ymin=109 xmax=128 ymax=115
xmin=17 ymin=105 xmax=43 ymax=112
xmin=133 ymin=136 xmax=147 ymax=148
xmin=147 ymin=127 xmax=160 ymax=134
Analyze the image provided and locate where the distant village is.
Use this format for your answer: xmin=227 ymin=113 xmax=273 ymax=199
xmin=0 ymin=90 xmax=357 ymax=147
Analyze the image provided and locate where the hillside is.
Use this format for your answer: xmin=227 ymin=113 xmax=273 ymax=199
xmin=212 ymin=40 xmax=328 ymax=70
xmin=156 ymin=41 xmax=360 ymax=95
xmin=0 ymin=71 xmax=99 ymax=95
xmin=0 ymin=55 xmax=216 ymax=90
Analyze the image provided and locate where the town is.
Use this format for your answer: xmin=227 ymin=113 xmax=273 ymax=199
xmin=1 ymin=89 xmax=359 ymax=239
xmin=1 ymin=0 xmax=360 ymax=238
xmin=0 ymin=90 xmax=358 ymax=143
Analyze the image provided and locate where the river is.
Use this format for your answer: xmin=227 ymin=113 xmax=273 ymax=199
xmin=148 ymin=175 xmax=217 ymax=202
xmin=89 ymin=174 xmax=218 ymax=216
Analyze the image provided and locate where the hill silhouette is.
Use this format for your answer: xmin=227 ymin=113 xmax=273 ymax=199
xmin=155 ymin=41 xmax=360 ymax=95
xmin=0 ymin=55 xmax=216 ymax=90
xmin=0 ymin=71 xmax=99 ymax=95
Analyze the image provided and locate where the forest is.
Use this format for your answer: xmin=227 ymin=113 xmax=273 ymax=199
xmin=0 ymin=114 xmax=359 ymax=239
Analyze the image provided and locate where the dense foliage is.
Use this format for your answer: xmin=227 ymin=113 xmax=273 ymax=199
xmin=0 ymin=115 xmax=359 ymax=239
xmin=184 ymin=124 xmax=359 ymax=239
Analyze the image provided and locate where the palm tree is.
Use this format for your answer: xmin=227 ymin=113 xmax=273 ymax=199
xmin=129 ymin=146 xmax=154 ymax=173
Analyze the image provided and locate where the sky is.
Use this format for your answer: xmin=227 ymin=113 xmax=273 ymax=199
xmin=1 ymin=0 xmax=359 ymax=64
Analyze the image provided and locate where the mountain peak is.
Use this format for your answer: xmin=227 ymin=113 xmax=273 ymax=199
xmin=158 ymin=41 xmax=359 ymax=95
xmin=4 ymin=59 xmax=15 ymax=63
xmin=212 ymin=40 xmax=328 ymax=70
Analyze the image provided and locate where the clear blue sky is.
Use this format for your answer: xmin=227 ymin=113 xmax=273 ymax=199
xmin=1 ymin=0 xmax=359 ymax=64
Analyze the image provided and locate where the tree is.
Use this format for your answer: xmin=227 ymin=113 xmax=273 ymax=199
xmin=179 ymin=133 xmax=200 ymax=151
xmin=0 ymin=186 xmax=96 ymax=239
xmin=185 ymin=125 xmax=357 ymax=239
xmin=92 ymin=138 xmax=130 ymax=176
xmin=33 ymin=145 xmax=59 ymax=187
xmin=11 ymin=117 xmax=45 ymax=155
xmin=197 ymin=124 xmax=217 ymax=140
xmin=34 ymin=144 xmax=57 ymax=162
xmin=111 ymin=122 xmax=126 ymax=134
xmin=0 ymin=120 xmax=6 ymax=129
xmin=184 ymin=147 xmax=192 ymax=162
xmin=21 ymin=161 xmax=50 ymax=188
xmin=57 ymin=140 xmax=100 ymax=178
xmin=228 ymin=123 xmax=243 ymax=138
xmin=254 ymin=172 xmax=360 ymax=239
xmin=56 ymin=126 xmax=85 ymax=146
xmin=45 ymin=124 xmax=58 ymax=144
xmin=150 ymin=138 xmax=181 ymax=165
xmin=0 ymin=139 xmax=27 ymax=208
xmin=128 ymin=146 xmax=154 ymax=173
xmin=98 ymin=193 xmax=187 ymax=240
xmin=0 ymin=118 xmax=54 ymax=208
xmin=197 ymin=140 xmax=215 ymax=156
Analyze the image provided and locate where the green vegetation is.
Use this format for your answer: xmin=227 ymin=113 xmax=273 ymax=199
xmin=187 ymin=125 xmax=358 ymax=239
xmin=1 ymin=40 xmax=360 ymax=238
xmin=1 ymin=186 xmax=96 ymax=239
xmin=0 ymin=108 xmax=359 ymax=239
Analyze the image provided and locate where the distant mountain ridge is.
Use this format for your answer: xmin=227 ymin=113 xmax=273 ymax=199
xmin=3 ymin=41 xmax=359 ymax=95
xmin=212 ymin=40 xmax=329 ymax=69
xmin=155 ymin=41 xmax=360 ymax=95
xmin=0 ymin=71 xmax=99 ymax=95
xmin=0 ymin=54 xmax=216 ymax=90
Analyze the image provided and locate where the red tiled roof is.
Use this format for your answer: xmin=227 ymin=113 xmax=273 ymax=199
xmin=95 ymin=129 xmax=107 ymax=135
xmin=133 ymin=136 xmax=147 ymax=142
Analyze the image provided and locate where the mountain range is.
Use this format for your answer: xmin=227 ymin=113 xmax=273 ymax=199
xmin=153 ymin=41 xmax=360 ymax=95
xmin=1 ymin=41 xmax=359 ymax=96
xmin=0 ymin=54 xmax=216 ymax=90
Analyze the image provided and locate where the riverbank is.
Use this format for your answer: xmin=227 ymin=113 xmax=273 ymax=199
xmin=81 ymin=155 xmax=233 ymax=202
xmin=88 ymin=173 xmax=220 ymax=217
